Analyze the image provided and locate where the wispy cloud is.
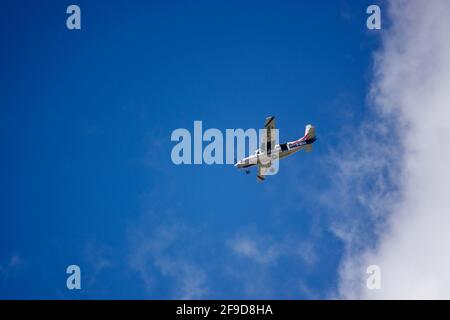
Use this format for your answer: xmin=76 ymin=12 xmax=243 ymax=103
xmin=228 ymin=230 xmax=319 ymax=267
xmin=0 ymin=253 xmax=27 ymax=280
xmin=229 ymin=233 xmax=282 ymax=265
xmin=225 ymin=229 xmax=321 ymax=298
xmin=153 ymin=256 xmax=208 ymax=300
xmin=128 ymin=219 xmax=209 ymax=299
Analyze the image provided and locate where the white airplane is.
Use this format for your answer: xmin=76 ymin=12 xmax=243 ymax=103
xmin=234 ymin=116 xmax=316 ymax=181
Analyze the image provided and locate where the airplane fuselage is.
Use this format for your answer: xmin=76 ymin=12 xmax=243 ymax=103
xmin=235 ymin=136 xmax=317 ymax=169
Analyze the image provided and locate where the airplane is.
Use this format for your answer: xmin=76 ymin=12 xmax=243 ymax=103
xmin=234 ymin=116 xmax=316 ymax=181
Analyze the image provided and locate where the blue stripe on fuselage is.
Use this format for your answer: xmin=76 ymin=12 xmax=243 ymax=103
xmin=289 ymin=137 xmax=316 ymax=149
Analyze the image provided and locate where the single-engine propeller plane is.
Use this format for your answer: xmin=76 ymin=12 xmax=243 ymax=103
xmin=234 ymin=116 xmax=316 ymax=182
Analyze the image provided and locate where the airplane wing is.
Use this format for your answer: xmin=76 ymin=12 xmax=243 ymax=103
xmin=261 ymin=116 xmax=276 ymax=155
xmin=257 ymin=165 xmax=269 ymax=182
xmin=257 ymin=116 xmax=277 ymax=182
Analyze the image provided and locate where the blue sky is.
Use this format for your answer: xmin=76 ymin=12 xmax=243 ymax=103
xmin=0 ymin=0 xmax=382 ymax=299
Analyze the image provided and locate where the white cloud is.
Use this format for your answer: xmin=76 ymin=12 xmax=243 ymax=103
xmin=128 ymin=222 xmax=209 ymax=299
xmin=8 ymin=254 xmax=23 ymax=268
xmin=229 ymin=234 xmax=281 ymax=265
xmin=228 ymin=231 xmax=319 ymax=267
xmin=153 ymin=257 xmax=208 ymax=300
xmin=335 ymin=0 xmax=450 ymax=299
xmin=0 ymin=254 xmax=27 ymax=280
xmin=297 ymin=242 xmax=318 ymax=267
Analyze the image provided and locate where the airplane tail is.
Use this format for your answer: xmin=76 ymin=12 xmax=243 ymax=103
xmin=304 ymin=124 xmax=316 ymax=140
xmin=286 ymin=124 xmax=316 ymax=149
xmin=304 ymin=125 xmax=315 ymax=153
